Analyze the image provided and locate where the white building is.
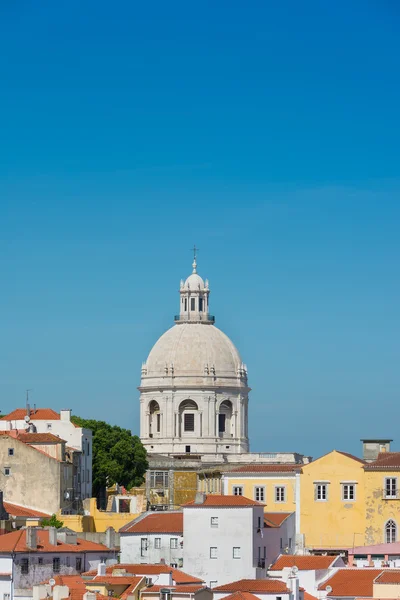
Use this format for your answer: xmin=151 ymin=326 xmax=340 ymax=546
xmin=182 ymin=493 xmax=265 ymax=587
xmin=120 ymin=512 xmax=184 ymax=566
xmin=267 ymin=555 xmax=344 ymax=596
xmin=139 ymin=257 xmax=250 ymax=457
xmin=212 ymin=578 xmax=302 ymax=600
xmin=0 ymin=408 xmax=92 ymax=502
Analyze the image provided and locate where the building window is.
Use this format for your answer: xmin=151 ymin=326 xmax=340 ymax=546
xmin=211 ymin=517 xmax=218 ymax=528
xmin=255 ymin=487 xmax=265 ymax=502
xmin=342 ymin=484 xmax=356 ymax=501
xmin=66 ymin=557 xmax=70 ymax=567
xmin=4 ymin=594 xmax=10 ymax=600
xmin=184 ymin=298 xmax=187 ymax=311
xmin=218 ymin=414 xmax=226 ymax=434
xmin=233 ymin=486 xmax=243 ymax=496
xmin=150 ymin=471 xmax=169 ymax=489
xmin=170 ymin=538 xmax=178 ymax=549
xmin=141 ymin=538 xmax=148 ymax=556
xmin=190 ymin=298 xmax=195 ymax=311
xmin=210 ymin=547 xmax=217 ymax=559
xmin=76 ymin=557 xmax=82 ymax=572
xmin=4 ymin=467 xmax=10 ymax=476
xmin=8 ymin=448 xmax=14 ymax=457
xmin=87 ymin=442 xmax=90 ymax=455
xmin=155 ymin=538 xmax=161 ymax=549
xmin=275 ymin=486 xmax=286 ymax=503
xmin=199 ymin=298 xmax=203 ymax=312
xmin=21 ymin=558 xmax=29 ymax=574
xmin=47 ymin=423 xmax=52 ymax=430
xmin=385 ymin=520 xmax=397 ymax=543
xmin=385 ymin=477 xmax=398 ymax=499
xmin=233 ymin=547 xmax=241 ymax=559
xmin=288 ymin=538 xmax=292 ymax=550
xmin=315 ymin=483 xmax=328 ymax=501
xmin=185 ymin=445 xmax=191 ymax=453
xmin=184 ymin=413 xmax=195 ymax=432
xmin=53 ymin=558 xmax=60 ymax=573
xmin=38 ymin=558 xmax=43 ymax=565
xmin=156 ymin=413 xmax=161 ymax=433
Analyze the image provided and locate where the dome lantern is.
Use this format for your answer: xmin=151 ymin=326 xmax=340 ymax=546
xmin=175 ymin=258 xmax=214 ymax=324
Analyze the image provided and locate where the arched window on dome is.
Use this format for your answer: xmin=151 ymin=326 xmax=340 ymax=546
xmin=385 ymin=519 xmax=397 ymax=543
xmin=218 ymin=400 xmax=233 ymax=437
xmin=149 ymin=400 xmax=161 ymax=436
xmin=179 ymin=399 xmax=198 ymax=436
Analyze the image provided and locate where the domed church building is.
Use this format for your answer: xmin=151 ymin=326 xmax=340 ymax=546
xmin=139 ymin=257 xmax=250 ymax=457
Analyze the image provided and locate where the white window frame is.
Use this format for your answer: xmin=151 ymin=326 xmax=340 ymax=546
xmin=210 ymin=546 xmax=217 ymax=559
xmin=233 ymin=486 xmax=243 ymax=496
xmin=385 ymin=519 xmax=397 ymax=543
xmin=275 ymin=486 xmax=286 ymax=503
xmin=342 ymin=483 xmax=356 ymax=501
xmin=314 ymin=482 xmax=329 ymax=501
xmin=211 ymin=517 xmax=218 ymax=528
xmin=254 ymin=486 xmax=265 ymax=502
xmin=170 ymin=538 xmax=178 ymax=549
xmin=384 ymin=477 xmax=398 ymax=499
xmin=233 ymin=547 xmax=241 ymax=559
xmin=154 ymin=537 xmax=161 ymax=549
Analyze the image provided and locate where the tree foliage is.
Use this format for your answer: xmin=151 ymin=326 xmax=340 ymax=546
xmin=71 ymin=417 xmax=148 ymax=498
xmin=41 ymin=514 xmax=64 ymax=528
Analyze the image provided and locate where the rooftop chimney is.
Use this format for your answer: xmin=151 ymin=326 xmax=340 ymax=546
xmin=105 ymin=526 xmax=116 ymax=549
xmin=60 ymin=409 xmax=72 ymax=422
xmin=48 ymin=527 xmax=57 ymax=546
xmin=361 ymin=439 xmax=393 ymax=462
xmin=194 ymin=492 xmax=206 ymax=505
xmin=26 ymin=527 xmax=38 ymax=550
xmin=97 ymin=562 xmax=107 ymax=577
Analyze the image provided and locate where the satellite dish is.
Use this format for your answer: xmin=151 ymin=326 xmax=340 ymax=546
xmin=49 ymin=579 xmax=56 ymax=587
xmin=24 ymin=415 xmax=30 ymax=423
xmin=326 ymin=586 xmax=332 ymax=593
xmin=292 ymin=566 xmax=299 ymax=574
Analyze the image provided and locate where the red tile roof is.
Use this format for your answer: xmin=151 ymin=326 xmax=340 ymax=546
xmin=83 ymin=564 xmax=203 ymax=585
xmin=3 ymin=408 xmax=61 ymax=420
xmin=264 ymin=513 xmax=293 ymax=528
xmin=89 ymin=576 xmax=142 ymax=586
xmin=17 ymin=433 xmax=64 ymax=444
xmin=364 ymin=452 xmax=400 ymax=471
xmin=269 ymin=554 xmax=339 ymax=571
xmin=319 ymin=569 xmax=383 ymax=596
xmin=375 ymin=570 xmax=400 ymax=584
xmin=120 ymin=512 xmax=183 ymax=534
xmin=183 ymin=495 xmax=264 ymax=507
xmin=141 ymin=585 xmax=205 ymax=594
xmin=42 ymin=574 xmax=110 ymax=600
xmin=3 ymin=502 xmax=51 ymax=519
xmin=217 ymin=593 xmax=260 ymax=600
xmin=303 ymin=593 xmax=318 ymax=600
xmin=0 ymin=529 xmax=110 ymax=553
xmin=213 ymin=579 xmax=289 ymax=593
xmin=229 ymin=465 xmax=301 ymax=473
xmin=336 ymin=451 xmax=365 ymax=464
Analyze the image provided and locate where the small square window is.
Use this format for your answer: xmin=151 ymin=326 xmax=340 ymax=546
xmin=4 ymin=467 xmax=10 ymax=476
xmin=8 ymin=448 xmax=14 ymax=457
xmin=233 ymin=547 xmax=241 ymax=559
xmin=210 ymin=547 xmax=217 ymax=559
xmin=211 ymin=517 xmax=218 ymax=528
xmin=255 ymin=487 xmax=265 ymax=502
xmin=38 ymin=558 xmax=43 ymax=565
xmin=170 ymin=538 xmax=178 ymax=549
xmin=233 ymin=486 xmax=243 ymax=496
xmin=342 ymin=484 xmax=356 ymax=501
xmin=275 ymin=486 xmax=286 ymax=503
xmin=315 ymin=483 xmax=328 ymax=501
xmin=47 ymin=423 xmax=52 ymax=430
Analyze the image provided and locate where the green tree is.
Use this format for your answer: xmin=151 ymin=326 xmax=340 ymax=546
xmin=71 ymin=417 xmax=148 ymax=504
xmin=41 ymin=514 xmax=64 ymax=528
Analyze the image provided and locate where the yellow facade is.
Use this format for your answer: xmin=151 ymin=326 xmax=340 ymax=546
xmin=364 ymin=468 xmax=400 ymax=545
xmin=222 ymin=472 xmax=297 ymax=512
xmin=300 ymin=450 xmax=365 ymax=550
xmin=58 ymin=498 xmax=140 ymax=533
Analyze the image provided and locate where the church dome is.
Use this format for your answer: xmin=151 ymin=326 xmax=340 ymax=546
xmin=184 ymin=273 xmax=205 ymax=290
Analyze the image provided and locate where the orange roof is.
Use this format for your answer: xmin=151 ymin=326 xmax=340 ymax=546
xmin=120 ymin=512 xmax=183 ymax=534
xmin=375 ymin=570 xmax=400 ymax=584
xmin=3 ymin=502 xmax=50 ymax=519
xmin=17 ymin=433 xmax=64 ymax=444
xmin=230 ymin=465 xmax=301 ymax=473
xmin=141 ymin=585 xmax=205 ymax=594
xmin=3 ymin=408 xmax=61 ymax=420
xmin=89 ymin=575 xmax=142 ymax=586
xmin=0 ymin=529 xmax=110 ymax=553
xmin=213 ymin=579 xmax=289 ymax=593
xmin=42 ymin=574 xmax=109 ymax=600
xmin=264 ymin=513 xmax=293 ymax=528
xmin=217 ymin=593 xmax=261 ymax=600
xmin=269 ymin=554 xmax=339 ymax=571
xmin=183 ymin=495 xmax=263 ymax=507
xmin=319 ymin=569 xmax=383 ymax=596
xmin=304 ymin=593 xmax=318 ymax=600
xmin=83 ymin=564 xmax=202 ymax=584
xmin=364 ymin=452 xmax=400 ymax=471
xmin=336 ymin=451 xmax=365 ymax=464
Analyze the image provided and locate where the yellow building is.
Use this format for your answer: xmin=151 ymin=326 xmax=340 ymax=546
xmin=299 ymin=450 xmax=365 ymax=551
xmin=222 ymin=464 xmax=300 ymax=512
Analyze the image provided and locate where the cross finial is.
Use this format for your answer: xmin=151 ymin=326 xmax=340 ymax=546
xmin=191 ymin=245 xmax=199 ymax=273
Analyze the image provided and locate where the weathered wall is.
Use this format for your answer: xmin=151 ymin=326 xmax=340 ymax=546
xmin=173 ymin=471 xmax=198 ymax=506
xmin=364 ymin=470 xmax=399 ymax=545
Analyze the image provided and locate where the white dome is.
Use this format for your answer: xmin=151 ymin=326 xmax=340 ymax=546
xmin=184 ymin=273 xmax=205 ymax=290
xmin=144 ymin=323 xmax=244 ymax=381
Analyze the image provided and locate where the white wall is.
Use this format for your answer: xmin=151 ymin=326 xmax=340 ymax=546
xmin=0 ymin=555 xmax=13 ymax=600
xmin=120 ymin=533 xmax=183 ymax=566
xmin=183 ymin=506 xmax=264 ymax=587
xmin=264 ymin=514 xmax=296 ymax=568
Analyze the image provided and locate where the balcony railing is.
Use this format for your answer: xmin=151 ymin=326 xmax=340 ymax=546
xmin=174 ymin=314 xmax=215 ymax=323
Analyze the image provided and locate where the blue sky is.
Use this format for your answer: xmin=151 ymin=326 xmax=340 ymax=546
xmin=1 ymin=1 xmax=399 ymax=458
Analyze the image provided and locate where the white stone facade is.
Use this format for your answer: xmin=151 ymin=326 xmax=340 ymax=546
xmin=139 ymin=258 xmax=250 ymax=456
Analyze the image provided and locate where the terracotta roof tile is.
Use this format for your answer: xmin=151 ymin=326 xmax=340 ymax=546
xmin=303 ymin=593 xmax=318 ymax=600
xmin=3 ymin=408 xmax=61 ymax=420
xmin=375 ymin=570 xmax=400 ymax=584
xmin=3 ymin=502 xmax=51 ymax=518
xmin=270 ymin=555 xmax=339 ymax=571
xmin=364 ymin=452 xmax=400 ymax=471
xmin=83 ymin=564 xmax=202 ymax=585
xmin=89 ymin=576 xmax=142 ymax=586
xmin=319 ymin=569 xmax=383 ymax=596
xmin=0 ymin=529 xmax=110 ymax=553
xmin=141 ymin=585 xmax=205 ymax=594
xmin=120 ymin=512 xmax=183 ymax=534
xmin=183 ymin=495 xmax=264 ymax=507
xmin=336 ymin=451 xmax=365 ymax=464
xmin=17 ymin=433 xmax=64 ymax=444
xmin=264 ymin=513 xmax=293 ymax=528
xmin=217 ymin=593 xmax=260 ymax=600
xmin=213 ymin=579 xmax=289 ymax=593
xmin=229 ymin=465 xmax=301 ymax=473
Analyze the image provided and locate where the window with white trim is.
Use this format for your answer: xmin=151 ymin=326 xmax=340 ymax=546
xmin=254 ymin=487 xmax=265 ymax=502
xmin=385 ymin=519 xmax=397 ymax=543
xmin=4 ymin=467 xmax=10 ymax=476
xmin=154 ymin=537 xmax=161 ymax=549
xmin=275 ymin=486 xmax=286 ymax=502
xmin=8 ymin=448 xmax=13 ymax=456
xmin=170 ymin=538 xmax=178 ymax=549
xmin=233 ymin=547 xmax=241 ymax=559
xmin=314 ymin=483 xmax=328 ymax=501
xmin=233 ymin=486 xmax=243 ymax=496
xmin=211 ymin=517 xmax=218 ymax=528
xmin=210 ymin=547 xmax=217 ymax=559
xmin=342 ymin=483 xmax=356 ymax=501
xmin=385 ymin=477 xmax=398 ymax=499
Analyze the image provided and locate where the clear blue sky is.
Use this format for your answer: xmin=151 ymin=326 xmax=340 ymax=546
xmin=1 ymin=1 xmax=399 ymax=458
